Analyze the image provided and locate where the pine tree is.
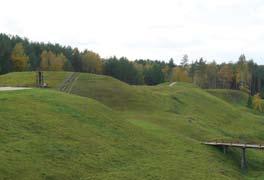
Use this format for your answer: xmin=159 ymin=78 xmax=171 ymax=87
xmin=180 ymin=54 xmax=188 ymax=68
xmin=247 ymin=95 xmax=253 ymax=108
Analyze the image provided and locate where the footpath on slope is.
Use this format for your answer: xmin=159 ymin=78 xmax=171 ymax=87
xmin=59 ymin=72 xmax=80 ymax=93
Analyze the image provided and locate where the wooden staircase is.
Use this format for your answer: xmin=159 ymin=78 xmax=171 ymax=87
xmin=59 ymin=72 xmax=80 ymax=93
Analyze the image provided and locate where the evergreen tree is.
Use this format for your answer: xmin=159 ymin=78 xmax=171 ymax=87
xmin=72 ymin=48 xmax=82 ymax=72
xmin=168 ymin=58 xmax=175 ymax=68
xmin=247 ymin=95 xmax=253 ymax=108
xmin=180 ymin=54 xmax=188 ymax=68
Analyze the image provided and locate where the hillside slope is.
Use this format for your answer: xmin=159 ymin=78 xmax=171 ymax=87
xmin=1 ymin=72 xmax=264 ymax=179
xmin=0 ymin=89 xmax=169 ymax=179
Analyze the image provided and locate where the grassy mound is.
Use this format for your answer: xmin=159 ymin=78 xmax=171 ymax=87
xmin=0 ymin=89 xmax=164 ymax=179
xmin=70 ymin=73 xmax=174 ymax=111
xmin=1 ymin=72 xmax=264 ymax=179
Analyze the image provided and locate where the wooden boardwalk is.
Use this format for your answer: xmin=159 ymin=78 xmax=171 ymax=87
xmin=203 ymin=141 xmax=264 ymax=171
xmin=203 ymin=142 xmax=264 ymax=149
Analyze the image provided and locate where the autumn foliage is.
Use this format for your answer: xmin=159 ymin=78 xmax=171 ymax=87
xmin=11 ymin=43 xmax=29 ymax=71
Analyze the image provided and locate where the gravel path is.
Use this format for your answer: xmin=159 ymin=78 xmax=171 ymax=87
xmin=0 ymin=87 xmax=31 ymax=91
xmin=169 ymin=82 xmax=177 ymax=87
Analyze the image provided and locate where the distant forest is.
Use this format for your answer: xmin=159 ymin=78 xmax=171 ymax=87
xmin=0 ymin=33 xmax=264 ymax=97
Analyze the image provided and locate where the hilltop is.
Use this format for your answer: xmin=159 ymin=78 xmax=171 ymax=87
xmin=0 ymin=72 xmax=264 ymax=179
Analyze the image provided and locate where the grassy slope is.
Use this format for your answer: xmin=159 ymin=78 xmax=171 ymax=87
xmin=0 ymin=71 xmax=70 ymax=88
xmin=206 ymin=89 xmax=249 ymax=106
xmin=0 ymin=89 xmax=163 ymax=180
xmin=1 ymin=72 xmax=264 ymax=179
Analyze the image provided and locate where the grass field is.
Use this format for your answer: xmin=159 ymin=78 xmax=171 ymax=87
xmin=0 ymin=72 xmax=264 ymax=179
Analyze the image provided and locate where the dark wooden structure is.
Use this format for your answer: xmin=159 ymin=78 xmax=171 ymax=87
xmin=36 ymin=71 xmax=47 ymax=87
xmin=203 ymin=141 xmax=264 ymax=171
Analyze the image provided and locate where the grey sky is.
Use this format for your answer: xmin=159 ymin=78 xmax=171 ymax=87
xmin=0 ymin=0 xmax=264 ymax=64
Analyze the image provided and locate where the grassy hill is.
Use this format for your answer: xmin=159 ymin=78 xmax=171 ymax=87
xmin=0 ymin=72 xmax=264 ymax=179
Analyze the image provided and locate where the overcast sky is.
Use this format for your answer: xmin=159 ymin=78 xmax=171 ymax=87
xmin=0 ymin=0 xmax=264 ymax=64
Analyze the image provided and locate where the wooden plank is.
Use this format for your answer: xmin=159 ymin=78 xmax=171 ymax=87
xmin=203 ymin=142 xmax=264 ymax=149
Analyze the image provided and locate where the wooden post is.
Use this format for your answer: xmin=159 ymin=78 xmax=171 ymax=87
xmin=36 ymin=71 xmax=45 ymax=87
xmin=241 ymin=147 xmax=247 ymax=171
xmin=223 ymin=145 xmax=227 ymax=154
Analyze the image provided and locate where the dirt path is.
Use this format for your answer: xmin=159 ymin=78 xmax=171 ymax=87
xmin=169 ymin=82 xmax=177 ymax=87
xmin=0 ymin=87 xmax=31 ymax=91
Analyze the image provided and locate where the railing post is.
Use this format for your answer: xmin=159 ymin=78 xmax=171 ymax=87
xmin=223 ymin=145 xmax=227 ymax=154
xmin=241 ymin=147 xmax=247 ymax=171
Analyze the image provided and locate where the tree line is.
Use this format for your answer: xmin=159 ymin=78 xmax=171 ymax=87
xmin=0 ymin=33 xmax=264 ymax=99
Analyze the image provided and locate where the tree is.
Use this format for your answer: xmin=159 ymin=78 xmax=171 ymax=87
xmin=40 ymin=50 xmax=49 ymax=70
xmin=193 ymin=58 xmax=207 ymax=88
xmin=144 ymin=64 xmax=164 ymax=85
xmin=171 ymin=67 xmax=191 ymax=82
xmin=133 ymin=63 xmax=144 ymax=84
xmin=104 ymin=57 xmax=142 ymax=84
xmin=0 ymin=34 xmax=13 ymax=73
xmin=189 ymin=61 xmax=196 ymax=83
xmin=206 ymin=61 xmax=218 ymax=88
xmin=180 ymin=54 xmax=188 ymax=68
xmin=72 ymin=48 xmax=82 ymax=72
xmin=256 ymin=65 xmax=264 ymax=95
xmin=81 ymin=50 xmax=102 ymax=74
xmin=50 ymin=53 xmax=66 ymax=71
xmin=260 ymin=87 xmax=264 ymax=99
xmin=247 ymin=95 xmax=253 ymax=108
xmin=236 ymin=54 xmax=250 ymax=89
xmin=253 ymin=93 xmax=263 ymax=112
xmin=40 ymin=50 xmax=65 ymax=71
xmin=247 ymin=60 xmax=256 ymax=94
xmin=168 ymin=58 xmax=175 ymax=68
xmin=219 ymin=63 xmax=233 ymax=89
xmin=11 ymin=43 xmax=29 ymax=71
xmin=162 ymin=65 xmax=170 ymax=81
xmin=40 ymin=50 xmax=56 ymax=71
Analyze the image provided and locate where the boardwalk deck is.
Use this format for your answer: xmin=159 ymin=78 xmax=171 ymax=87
xmin=203 ymin=142 xmax=264 ymax=149
xmin=203 ymin=141 xmax=264 ymax=171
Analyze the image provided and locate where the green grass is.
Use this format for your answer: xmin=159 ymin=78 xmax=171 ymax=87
xmin=1 ymin=72 xmax=264 ymax=179
xmin=0 ymin=71 xmax=70 ymax=88
xmin=206 ymin=89 xmax=249 ymax=106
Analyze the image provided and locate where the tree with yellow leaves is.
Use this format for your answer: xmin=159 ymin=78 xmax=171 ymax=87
xmin=81 ymin=50 xmax=102 ymax=74
xmin=40 ymin=50 xmax=49 ymax=70
xmin=171 ymin=67 xmax=191 ymax=83
xmin=40 ymin=50 xmax=66 ymax=71
xmin=162 ymin=65 xmax=170 ymax=81
xmin=219 ymin=63 xmax=233 ymax=89
xmin=50 ymin=53 xmax=66 ymax=71
xmin=253 ymin=93 xmax=263 ymax=112
xmin=11 ymin=43 xmax=29 ymax=71
xmin=236 ymin=55 xmax=250 ymax=89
